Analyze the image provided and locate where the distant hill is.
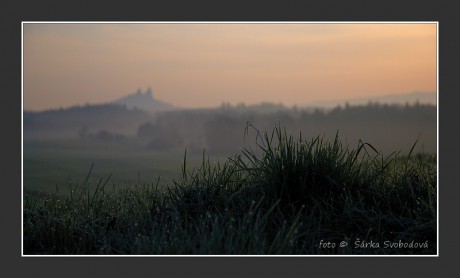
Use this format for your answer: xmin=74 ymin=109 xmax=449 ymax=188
xmin=23 ymin=87 xmax=173 ymax=140
xmin=111 ymin=88 xmax=174 ymax=112
xmin=23 ymin=103 xmax=151 ymax=140
xmin=310 ymin=92 xmax=437 ymax=109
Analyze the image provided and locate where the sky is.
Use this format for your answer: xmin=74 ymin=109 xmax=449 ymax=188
xmin=23 ymin=23 xmax=437 ymax=111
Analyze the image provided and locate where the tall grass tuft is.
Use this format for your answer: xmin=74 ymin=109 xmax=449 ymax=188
xmin=23 ymin=124 xmax=437 ymax=255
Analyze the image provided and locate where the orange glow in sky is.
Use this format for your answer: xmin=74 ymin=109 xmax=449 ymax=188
xmin=23 ymin=23 xmax=437 ymax=111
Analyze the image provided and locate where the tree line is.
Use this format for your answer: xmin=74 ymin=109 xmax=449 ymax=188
xmin=137 ymin=102 xmax=436 ymax=155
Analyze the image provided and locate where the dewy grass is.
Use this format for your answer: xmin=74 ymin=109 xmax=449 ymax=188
xmin=23 ymin=124 xmax=437 ymax=255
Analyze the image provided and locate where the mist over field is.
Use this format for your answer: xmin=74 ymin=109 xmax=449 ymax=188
xmin=22 ymin=89 xmax=438 ymax=255
xmin=23 ymin=89 xmax=436 ymax=194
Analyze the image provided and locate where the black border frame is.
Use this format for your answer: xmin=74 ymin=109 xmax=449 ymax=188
xmin=4 ymin=0 xmax=459 ymax=277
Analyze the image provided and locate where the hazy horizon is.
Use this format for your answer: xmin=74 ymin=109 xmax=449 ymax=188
xmin=23 ymin=88 xmax=437 ymax=112
xmin=23 ymin=23 xmax=437 ymax=111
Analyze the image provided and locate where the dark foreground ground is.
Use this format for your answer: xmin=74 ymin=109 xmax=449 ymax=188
xmin=23 ymin=126 xmax=437 ymax=255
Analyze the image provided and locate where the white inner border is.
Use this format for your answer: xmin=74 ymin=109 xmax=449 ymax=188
xmin=21 ymin=21 xmax=439 ymax=257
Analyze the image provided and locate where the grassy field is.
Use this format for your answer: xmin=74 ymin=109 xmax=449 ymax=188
xmin=23 ymin=125 xmax=437 ymax=255
xmin=23 ymin=139 xmax=214 ymax=194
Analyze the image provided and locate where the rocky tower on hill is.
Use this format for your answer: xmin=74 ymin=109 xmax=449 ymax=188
xmin=112 ymin=87 xmax=174 ymax=112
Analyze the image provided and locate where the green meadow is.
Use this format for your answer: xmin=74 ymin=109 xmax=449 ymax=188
xmin=23 ymin=139 xmax=209 ymax=194
xmin=23 ymin=125 xmax=437 ymax=255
